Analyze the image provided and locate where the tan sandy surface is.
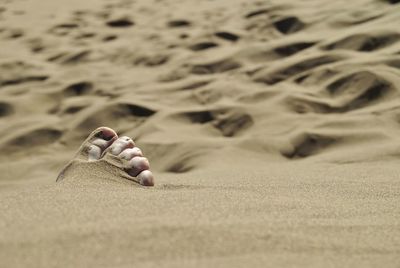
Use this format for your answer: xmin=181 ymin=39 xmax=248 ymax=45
xmin=0 ymin=0 xmax=400 ymax=267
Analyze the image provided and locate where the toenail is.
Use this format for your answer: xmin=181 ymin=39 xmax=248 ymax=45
xmin=94 ymin=130 xmax=115 ymax=141
xmin=103 ymin=135 xmax=114 ymax=141
xmin=95 ymin=131 xmax=114 ymax=140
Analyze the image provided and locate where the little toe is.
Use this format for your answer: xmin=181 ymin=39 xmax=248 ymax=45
xmin=136 ymin=170 xmax=154 ymax=186
xmin=77 ymin=127 xmax=118 ymax=161
xmin=104 ymin=136 xmax=135 ymax=156
xmin=126 ymin=156 xmax=150 ymax=177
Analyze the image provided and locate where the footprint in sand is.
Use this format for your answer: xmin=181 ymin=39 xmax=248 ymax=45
xmin=0 ymin=102 xmax=13 ymax=117
xmin=57 ymin=127 xmax=154 ymax=186
xmin=273 ymin=16 xmax=305 ymax=35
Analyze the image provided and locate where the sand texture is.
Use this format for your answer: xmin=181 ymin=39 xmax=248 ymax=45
xmin=0 ymin=0 xmax=400 ymax=267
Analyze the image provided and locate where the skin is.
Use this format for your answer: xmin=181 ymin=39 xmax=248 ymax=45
xmin=84 ymin=127 xmax=154 ymax=186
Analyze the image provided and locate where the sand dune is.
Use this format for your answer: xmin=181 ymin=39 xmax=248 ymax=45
xmin=1 ymin=0 xmax=400 ymax=267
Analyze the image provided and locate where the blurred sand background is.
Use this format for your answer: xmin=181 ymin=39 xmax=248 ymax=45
xmin=0 ymin=0 xmax=400 ymax=267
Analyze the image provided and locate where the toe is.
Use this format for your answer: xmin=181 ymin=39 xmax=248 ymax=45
xmin=126 ymin=156 xmax=150 ymax=177
xmin=88 ymin=145 xmax=102 ymax=161
xmin=93 ymin=127 xmax=118 ymax=141
xmin=118 ymin=147 xmax=143 ymax=160
xmin=77 ymin=127 xmax=118 ymax=161
xmin=88 ymin=137 xmax=119 ymax=160
xmin=136 ymin=170 xmax=154 ymax=186
xmin=104 ymin=136 xmax=135 ymax=156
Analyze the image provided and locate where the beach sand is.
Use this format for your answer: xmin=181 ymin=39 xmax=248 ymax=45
xmin=0 ymin=0 xmax=400 ymax=267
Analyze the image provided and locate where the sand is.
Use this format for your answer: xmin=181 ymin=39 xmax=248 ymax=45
xmin=0 ymin=0 xmax=400 ymax=267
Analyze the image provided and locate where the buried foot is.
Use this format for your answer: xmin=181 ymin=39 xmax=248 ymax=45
xmin=57 ymin=127 xmax=154 ymax=186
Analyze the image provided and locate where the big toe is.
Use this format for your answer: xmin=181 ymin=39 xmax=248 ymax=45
xmin=77 ymin=127 xmax=118 ymax=161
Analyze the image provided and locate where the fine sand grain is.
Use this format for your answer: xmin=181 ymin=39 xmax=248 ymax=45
xmin=0 ymin=0 xmax=400 ymax=267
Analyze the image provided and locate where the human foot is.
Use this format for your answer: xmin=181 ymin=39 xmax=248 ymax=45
xmin=57 ymin=127 xmax=154 ymax=186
